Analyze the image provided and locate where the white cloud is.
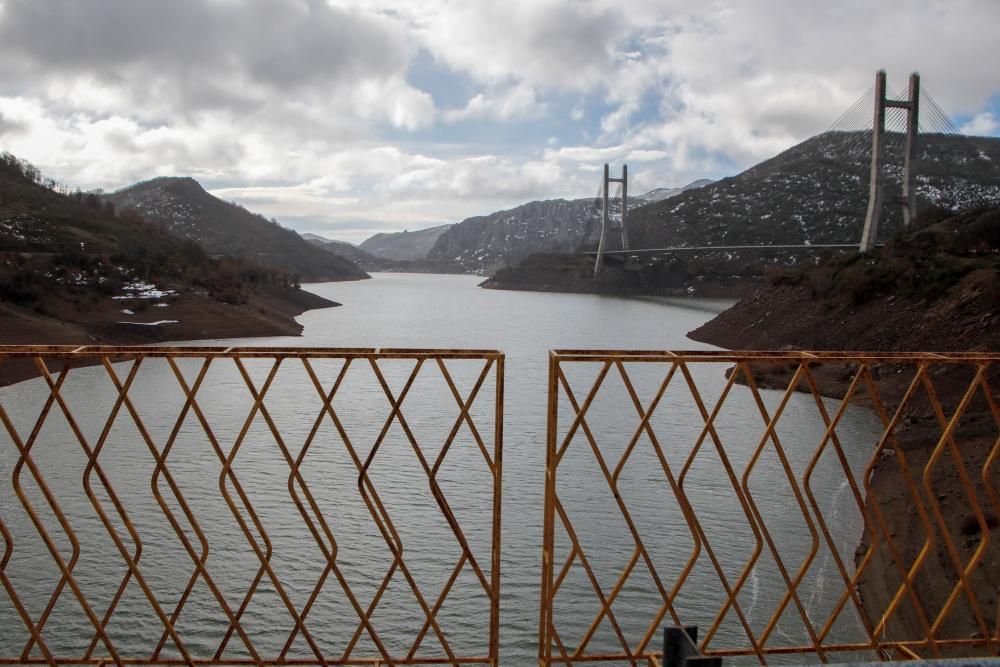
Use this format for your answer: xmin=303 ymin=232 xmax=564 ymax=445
xmin=960 ymin=112 xmax=999 ymax=136
xmin=545 ymin=144 xmax=668 ymax=164
xmin=444 ymin=84 xmax=545 ymax=122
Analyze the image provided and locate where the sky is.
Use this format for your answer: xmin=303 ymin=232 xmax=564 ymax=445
xmin=0 ymin=0 xmax=999 ymax=244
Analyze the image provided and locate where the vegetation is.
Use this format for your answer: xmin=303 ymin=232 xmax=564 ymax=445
xmin=767 ymin=206 xmax=1000 ymax=304
xmin=0 ymin=152 xmax=301 ymax=307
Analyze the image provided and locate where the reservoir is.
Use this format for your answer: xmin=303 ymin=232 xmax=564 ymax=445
xmin=0 ymin=273 xmax=885 ymax=664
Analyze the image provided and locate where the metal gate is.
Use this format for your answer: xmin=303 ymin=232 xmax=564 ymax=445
xmin=0 ymin=346 xmax=503 ymax=666
xmin=540 ymin=350 xmax=999 ymax=665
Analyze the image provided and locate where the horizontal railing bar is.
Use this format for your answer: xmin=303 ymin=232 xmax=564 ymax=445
xmin=0 ymin=346 xmax=503 ymax=359
xmin=584 ymin=244 xmax=864 ymax=255
xmin=550 ymin=349 xmax=999 ymax=362
xmin=536 ymin=636 xmax=991 ymax=662
xmin=0 ymin=659 xmax=493 ymax=666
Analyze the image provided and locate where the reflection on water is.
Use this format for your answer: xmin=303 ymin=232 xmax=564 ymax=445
xmin=0 ymin=273 xmax=885 ymax=664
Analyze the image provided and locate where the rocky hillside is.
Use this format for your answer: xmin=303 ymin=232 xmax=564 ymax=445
xmin=359 ymin=224 xmax=452 ymax=261
xmin=0 ymin=152 xmax=336 ymax=368
xmin=428 ymin=198 xmax=597 ymax=274
xmin=625 ymin=132 xmax=1000 ymax=251
xmin=689 ymin=206 xmax=1000 ymax=351
xmin=107 ymin=177 xmax=369 ymax=282
xmin=427 ymin=179 xmax=713 ymax=274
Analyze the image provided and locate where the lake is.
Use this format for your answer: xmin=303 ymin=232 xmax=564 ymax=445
xmin=0 ymin=273 xmax=885 ymax=664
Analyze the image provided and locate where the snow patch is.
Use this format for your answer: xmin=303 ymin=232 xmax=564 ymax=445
xmin=116 ymin=320 xmax=178 ymax=326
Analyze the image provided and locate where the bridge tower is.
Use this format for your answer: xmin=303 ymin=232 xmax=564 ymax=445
xmin=593 ymin=163 xmax=629 ymax=277
xmin=860 ymin=70 xmax=920 ymax=252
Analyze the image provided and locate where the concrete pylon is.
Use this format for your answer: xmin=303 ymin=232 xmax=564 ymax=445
xmin=860 ymin=70 xmax=920 ymax=252
xmin=593 ymin=163 xmax=629 ymax=277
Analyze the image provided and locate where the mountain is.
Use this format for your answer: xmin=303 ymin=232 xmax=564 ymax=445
xmin=637 ymin=179 xmax=714 ymax=202
xmin=107 ymin=177 xmax=369 ymax=282
xmin=344 ymin=179 xmax=716 ymax=275
xmin=358 ymin=224 xmax=452 ymax=261
xmin=0 ymin=152 xmax=336 ymax=372
xmin=625 ymin=132 xmax=1000 ymax=251
xmin=484 ymin=132 xmax=1000 ymax=294
xmin=427 ymin=198 xmax=598 ymax=274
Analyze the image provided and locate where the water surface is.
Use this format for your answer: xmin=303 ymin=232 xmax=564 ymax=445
xmin=0 ymin=273 xmax=884 ymax=664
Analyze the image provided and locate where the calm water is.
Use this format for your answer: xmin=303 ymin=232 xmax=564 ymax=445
xmin=0 ymin=273 xmax=884 ymax=664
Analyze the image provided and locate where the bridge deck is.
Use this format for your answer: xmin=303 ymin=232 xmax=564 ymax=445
xmin=588 ymin=243 xmax=863 ymax=255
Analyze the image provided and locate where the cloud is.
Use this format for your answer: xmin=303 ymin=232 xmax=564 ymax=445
xmin=413 ymin=0 xmax=626 ymax=91
xmin=0 ymin=0 xmax=411 ymax=91
xmin=0 ymin=110 xmax=26 ymax=136
xmin=545 ymin=144 xmax=669 ymax=164
xmin=1 ymin=0 xmax=999 ymax=244
xmin=960 ymin=111 xmax=999 ymax=136
xmin=444 ymin=84 xmax=545 ymax=122
xmin=0 ymin=0 xmax=434 ymax=133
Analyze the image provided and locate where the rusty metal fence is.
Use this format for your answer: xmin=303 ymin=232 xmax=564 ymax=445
xmin=0 ymin=346 xmax=503 ymax=666
xmin=3 ymin=346 xmax=1000 ymax=666
xmin=541 ymin=350 xmax=999 ymax=665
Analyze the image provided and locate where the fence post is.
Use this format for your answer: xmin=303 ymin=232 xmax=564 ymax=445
xmin=663 ymin=626 xmax=722 ymax=667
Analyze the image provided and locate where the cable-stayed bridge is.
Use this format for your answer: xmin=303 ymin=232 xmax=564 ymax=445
xmin=587 ymin=70 xmax=982 ymax=276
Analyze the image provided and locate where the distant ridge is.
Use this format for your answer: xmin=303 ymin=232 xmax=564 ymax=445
xmin=637 ymin=179 xmax=714 ymax=202
xmin=359 ymin=224 xmax=453 ymax=261
xmin=424 ymin=179 xmax=713 ymax=274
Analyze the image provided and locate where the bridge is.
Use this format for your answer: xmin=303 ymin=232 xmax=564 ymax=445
xmin=589 ymin=71 xmax=971 ymax=277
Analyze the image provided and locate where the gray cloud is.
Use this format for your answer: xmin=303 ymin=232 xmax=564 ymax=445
xmin=0 ymin=110 xmax=26 ymax=136
xmin=0 ymin=0 xmax=412 ymax=109
xmin=0 ymin=0 xmax=998 ymax=244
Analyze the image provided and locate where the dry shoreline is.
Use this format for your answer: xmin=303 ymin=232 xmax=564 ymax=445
xmin=0 ymin=285 xmax=338 ymax=387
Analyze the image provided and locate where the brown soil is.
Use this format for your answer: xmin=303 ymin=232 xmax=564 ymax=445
xmin=690 ymin=283 xmax=999 ymax=656
xmin=0 ymin=286 xmax=337 ymax=386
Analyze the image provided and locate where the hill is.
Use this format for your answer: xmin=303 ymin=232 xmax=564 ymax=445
xmin=359 ymin=224 xmax=452 ymax=261
xmin=0 ymin=152 xmax=337 ymax=383
xmin=689 ymin=206 xmax=1000 ymax=351
xmin=107 ymin=177 xmax=369 ymax=282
